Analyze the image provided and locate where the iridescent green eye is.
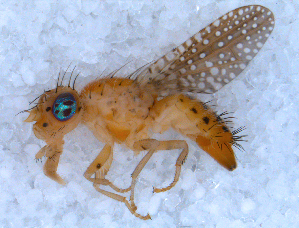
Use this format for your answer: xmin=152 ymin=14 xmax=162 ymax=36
xmin=52 ymin=93 xmax=77 ymax=121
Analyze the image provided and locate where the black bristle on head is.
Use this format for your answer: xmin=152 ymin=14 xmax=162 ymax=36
xmin=56 ymin=68 xmax=62 ymax=93
xmin=61 ymin=63 xmax=72 ymax=86
xmin=68 ymin=66 xmax=77 ymax=88
xmin=72 ymin=73 xmax=80 ymax=90
xmin=15 ymin=105 xmax=37 ymax=116
xmin=33 ymin=101 xmax=45 ymax=106
xmin=29 ymin=94 xmax=42 ymax=105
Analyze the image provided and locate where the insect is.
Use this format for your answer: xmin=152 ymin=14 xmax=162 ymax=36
xmin=24 ymin=5 xmax=274 ymax=219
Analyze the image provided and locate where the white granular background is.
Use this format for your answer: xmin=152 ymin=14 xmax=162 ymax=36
xmin=1 ymin=0 xmax=298 ymax=227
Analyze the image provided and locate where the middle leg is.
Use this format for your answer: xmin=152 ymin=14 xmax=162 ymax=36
xmin=84 ymin=144 xmax=131 ymax=193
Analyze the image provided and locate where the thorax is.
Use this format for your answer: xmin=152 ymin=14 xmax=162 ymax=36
xmin=80 ymin=78 xmax=155 ymax=143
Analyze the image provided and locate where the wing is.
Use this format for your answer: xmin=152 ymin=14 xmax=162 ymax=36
xmin=134 ymin=5 xmax=275 ymax=96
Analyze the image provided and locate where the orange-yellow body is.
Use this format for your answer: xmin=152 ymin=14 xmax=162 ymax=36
xmin=23 ymin=5 xmax=274 ymax=219
xmin=79 ymin=77 xmax=235 ymax=172
xmin=80 ymin=78 xmax=155 ymax=149
xmin=26 ymin=77 xmax=236 ymax=186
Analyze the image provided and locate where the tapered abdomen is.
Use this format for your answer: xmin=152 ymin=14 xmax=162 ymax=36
xmin=150 ymin=94 xmax=236 ymax=170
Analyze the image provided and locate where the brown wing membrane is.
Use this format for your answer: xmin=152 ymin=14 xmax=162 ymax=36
xmin=135 ymin=5 xmax=275 ymax=96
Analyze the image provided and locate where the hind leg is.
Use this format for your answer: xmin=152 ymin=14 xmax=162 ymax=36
xmin=129 ymin=139 xmax=189 ymax=210
xmin=92 ymin=171 xmax=151 ymax=220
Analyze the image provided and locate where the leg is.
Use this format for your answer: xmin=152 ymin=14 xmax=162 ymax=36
xmin=39 ymin=143 xmax=66 ymax=185
xmin=84 ymin=144 xmax=131 ymax=193
xmin=152 ymin=140 xmax=189 ymax=193
xmin=93 ymin=172 xmax=151 ymax=220
xmin=129 ymin=139 xmax=188 ymax=209
xmin=129 ymin=139 xmax=160 ymax=210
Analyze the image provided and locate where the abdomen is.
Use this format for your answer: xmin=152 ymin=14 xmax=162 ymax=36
xmin=150 ymin=94 xmax=237 ymax=170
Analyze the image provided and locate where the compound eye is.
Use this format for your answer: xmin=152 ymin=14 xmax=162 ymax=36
xmin=52 ymin=93 xmax=77 ymax=121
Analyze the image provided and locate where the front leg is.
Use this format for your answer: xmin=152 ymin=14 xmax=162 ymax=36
xmin=36 ymin=142 xmax=66 ymax=185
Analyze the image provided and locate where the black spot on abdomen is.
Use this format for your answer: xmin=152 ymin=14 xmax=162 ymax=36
xmin=203 ymin=116 xmax=209 ymax=124
xmin=201 ymin=102 xmax=208 ymax=110
xmin=217 ymin=116 xmax=222 ymax=122
xmin=222 ymin=126 xmax=229 ymax=132
xmin=191 ymin=107 xmax=197 ymax=114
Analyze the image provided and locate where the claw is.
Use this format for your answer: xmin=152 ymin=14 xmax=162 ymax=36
xmin=35 ymin=146 xmax=46 ymax=160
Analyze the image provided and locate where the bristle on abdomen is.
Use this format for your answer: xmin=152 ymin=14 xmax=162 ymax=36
xmin=151 ymin=94 xmax=238 ymax=170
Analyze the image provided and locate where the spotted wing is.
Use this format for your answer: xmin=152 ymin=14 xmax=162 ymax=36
xmin=135 ymin=5 xmax=275 ymax=96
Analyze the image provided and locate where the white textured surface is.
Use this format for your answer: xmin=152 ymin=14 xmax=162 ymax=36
xmin=1 ymin=0 xmax=298 ymax=227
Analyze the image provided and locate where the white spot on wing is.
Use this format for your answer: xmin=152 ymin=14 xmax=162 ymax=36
xmin=244 ymin=48 xmax=250 ymax=53
xmin=198 ymin=82 xmax=205 ymax=89
xmin=157 ymin=59 xmax=165 ymax=69
xmin=166 ymin=52 xmax=176 ymax=61
xmin=205 ymin=61 xmax=213 ymax=67
xmin=210 ymin=67 xmax=219 ymax=75
xmin=186 ymin=39 xmax=192 ymax=47
xmin=206 ymin=26 xmax=211 ymax=33
xmin=194 ymin=33 xmax=202 ymax=42
xmin=213 ymin=20 xmax=220 ymax=27
xmin=239 ymin=63 xmax=246 ymax=69
xmin=229 ymin=73 xmax=236 ymax=78
xmin=257 ymin=42 xmax=263 ymax=48
xmin=200 ymin=53 xmax=206 ymax=58
xmin=237 ymin=43 xmax=243 ymax=49
xmin=178 ymin=45 xmax=185 ymax=53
